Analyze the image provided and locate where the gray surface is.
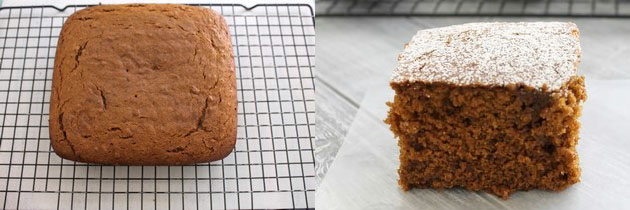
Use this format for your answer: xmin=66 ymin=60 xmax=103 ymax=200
xmin=315 ymin=0 xmax=630 ymax=16
xmin=317 ymin=79 xmax=630 ymax=209
xmin=315 ymin=17 xmax=630 ymax=207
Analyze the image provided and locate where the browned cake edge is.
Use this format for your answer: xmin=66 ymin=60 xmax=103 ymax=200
xmin=49 ymin=4 xmax=236 ymax=165
xmin=385 ymin=76 xmax=586 ymax=198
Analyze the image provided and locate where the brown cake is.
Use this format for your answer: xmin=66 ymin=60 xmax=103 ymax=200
xmin=49 ymin=4 xmax=236 ymax=165
xmin=385 ymin=22 xmax=586 ymax=198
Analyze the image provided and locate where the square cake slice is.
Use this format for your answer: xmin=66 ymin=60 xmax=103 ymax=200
xmin=385 ymin=22 xmax=586 ymax=198
xmin=49 ymin=4 xmax=236 ymax=165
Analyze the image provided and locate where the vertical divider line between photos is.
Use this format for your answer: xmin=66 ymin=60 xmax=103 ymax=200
xmin=296 ymin=5 xmax=315 ymax=207
xmin=286 ymin=5 xmax=308 ymax=208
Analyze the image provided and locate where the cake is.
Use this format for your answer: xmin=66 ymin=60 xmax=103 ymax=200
xmin=384 ymin=22 xmax=586 ymax=198
xmin=49 ymin=4 xmax=236 ymax=165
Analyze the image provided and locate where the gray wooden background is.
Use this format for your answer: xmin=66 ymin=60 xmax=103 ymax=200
xmin=315 ymin=16 xmax=630 ymax=181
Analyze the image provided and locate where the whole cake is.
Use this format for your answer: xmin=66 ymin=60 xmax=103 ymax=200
xmin=49 ymin=4 xmax=236 ymax=165
xmin=385 ymin=22 xmax=586 ymax=198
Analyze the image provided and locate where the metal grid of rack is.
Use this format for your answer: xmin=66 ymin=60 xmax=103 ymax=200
xmin=316 ymin=0 xmax=630 ymax=16
xmin=0 ymin=4 xmax=315 ymax=209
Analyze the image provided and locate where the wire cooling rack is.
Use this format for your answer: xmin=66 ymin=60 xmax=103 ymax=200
xmin=316 ymin=0 xmax=630 ymax=16
xmin=0 ymin=3 xmax=315 ymax=210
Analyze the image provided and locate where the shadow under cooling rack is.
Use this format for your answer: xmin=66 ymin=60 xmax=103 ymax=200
xmin=0 ymin=3 xmax=315 ymax=210
xmin=316 ymin=0 xmax=630 ymax=17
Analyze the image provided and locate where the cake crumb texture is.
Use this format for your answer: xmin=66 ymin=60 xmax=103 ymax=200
xmin=386 ymin=76 xmax=586 ymax=198
xmin=49 ymin=4 xmax=236 ymax=165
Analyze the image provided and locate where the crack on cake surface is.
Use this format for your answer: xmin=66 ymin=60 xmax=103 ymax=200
xmin=183 ymin=98 xmax=209 ymax=137
xmin=97 ymin=87 xmax=107 ymax=109
xmin=57 ymin=112 xmax=77 ymax=157
xmin=71 ymin=41 xmax=89 ymax=73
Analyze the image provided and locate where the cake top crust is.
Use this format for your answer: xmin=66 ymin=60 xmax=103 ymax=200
xmin=48 ymin=4 xmax=237 ymax=165
xmin=391 ymin=22 xmax=581 ymax=90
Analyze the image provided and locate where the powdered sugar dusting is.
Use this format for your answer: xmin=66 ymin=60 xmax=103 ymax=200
xmin=391 ymin=22 xmax=581 ymax=90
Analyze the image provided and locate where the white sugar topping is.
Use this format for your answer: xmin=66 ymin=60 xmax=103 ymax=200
xmin=392 ymin=22 xmax=581 ymax=90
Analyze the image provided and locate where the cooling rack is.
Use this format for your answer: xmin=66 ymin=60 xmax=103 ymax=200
xmin=0 ymin=3 xmax=315 ymax=209
xmin=316 ymin=0 xmax=630 ymax=16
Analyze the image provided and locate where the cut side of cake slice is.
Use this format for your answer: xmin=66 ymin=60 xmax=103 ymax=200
xmin=385 ymin=22 xmax=586 ymax=199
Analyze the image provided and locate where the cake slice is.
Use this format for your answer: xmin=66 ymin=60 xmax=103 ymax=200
xmin=385 ymin=22 xmax=586 ymax=198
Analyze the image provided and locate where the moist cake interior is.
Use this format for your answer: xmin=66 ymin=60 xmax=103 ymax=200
xmin=385 ymin=76 xmax=586 ymax=198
